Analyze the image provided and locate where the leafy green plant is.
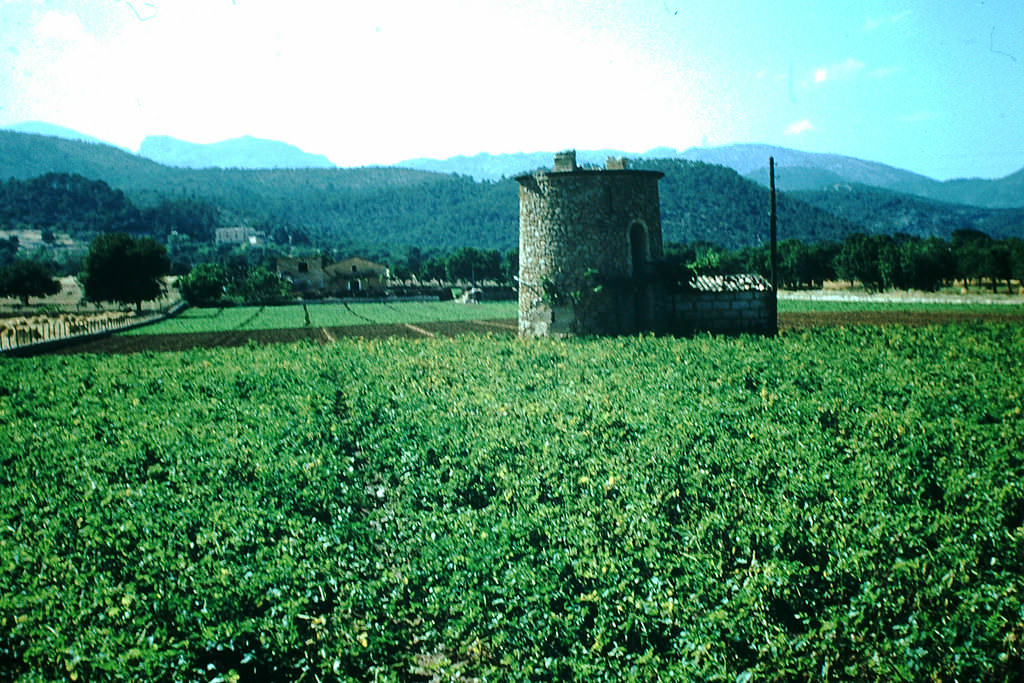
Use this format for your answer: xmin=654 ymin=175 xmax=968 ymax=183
xmin=1 ymin=323 xmax=1022 ymax=680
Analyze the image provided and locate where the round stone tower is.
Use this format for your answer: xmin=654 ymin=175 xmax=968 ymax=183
xmin=515 ymin=150 xmax=665 ymax=337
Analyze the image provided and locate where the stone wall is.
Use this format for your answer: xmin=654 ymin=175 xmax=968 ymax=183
xmin=654 ymin=288 xmax=776 ymax=336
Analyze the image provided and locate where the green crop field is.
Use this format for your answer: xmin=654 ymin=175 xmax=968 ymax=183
xmin=122 ymin=301 xmax=518 ymax=336
xmin=118 ymin=298 xmax=1024 ymax=339
xmin=2 ymin=323 xmax=1022 ymax=681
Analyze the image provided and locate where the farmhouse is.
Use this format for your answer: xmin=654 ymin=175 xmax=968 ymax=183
xmin=516 ymin=150 xmax=776 ymax=337
xmin=215 ymin=226 xmax=265 ymax=246
xmin=276 ymin=255 xmax=388 ymax=297
xmin=277 ymin=255 xmax=328 ymax=294
xmin=328 ymin=257 xmax=388 ymax=296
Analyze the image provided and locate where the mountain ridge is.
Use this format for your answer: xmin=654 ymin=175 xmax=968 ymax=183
xmin=137 ymin=134 xmax=336 ymax=169
xmin=399 ymin=143 xmax=1024 ymax=209
xmin=1 ymin=128 xmax=1020 ymax=254
xmin=5 ymin=121 xmax=1020 ymax=208
xmin=2 ymin=121 xmax=117 ymax=148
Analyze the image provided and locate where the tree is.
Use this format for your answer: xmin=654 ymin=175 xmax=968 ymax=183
xmin=501 ymin=249 xmax=519 ymax=285
xmin=951 ymin=229 xmax=991 ymax=290
xmin=445 ymin=247 xmax=501 ymax=284
xmin=899 ymin=238 xmax=954 ymax=291
xmin=178 ymin=263 xmax=229 ymax=306
xmin=80 ymin=233 xmax=170 ymax=312
xmin=0 ymin=237 xmax=18 ymax=268
xmin=835 ymin=233 xmax=886 ymax=291
xmin=1007 ymin=238 xmax=1024 ymax=290
xmin=420 ymin=255 xmax=448 ymax=283
xmin=986 ymin=243 xmax=1014 ymax=293
xmin=0 ymin=258 xmax=61 ymax=305
xmin=404 ymin=246 xmax=425 ymax=276
xmin=805 ymin=241 xmax=840 ymax=287
xmin=228 ymin=266 xmax=289 ymax=305
xmin=778 ymin=239 xmax=813 ymax=288
xmin=876 ymin=235 xmax=902 ymax=290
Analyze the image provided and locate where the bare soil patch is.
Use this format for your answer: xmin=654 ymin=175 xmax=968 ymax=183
xmin=779 ymin=309 xmax=1024 ymax=330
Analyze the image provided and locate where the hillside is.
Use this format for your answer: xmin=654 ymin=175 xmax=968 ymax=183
xmin=938 ymin=167 xmax=1024 ymax=209
xmin=689 ymin=144 xmax=946 ymax=197
xmin=400 ymin=143 xmax=1024 ymax=210
xmin=636 ymin=159 xmax=862 ymax=247
xmin=0 ymin=130 xmax=516 ymax=250
xmin=0 ymin=130 xmax=174 ymax=188
xmin=791 ymin=184 xmax=1024 ymax=241
xmin=2 ymin=130 xmax=1021 ymax=253
xmin=0 ymin=131 xmax=852 ymax=250
xmin=2 ymin=121 xmax=116 ymax=147
xmin=394 ymin=149 xmax=652 ymax=180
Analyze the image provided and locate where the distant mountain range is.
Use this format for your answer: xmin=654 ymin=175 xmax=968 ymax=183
xmin=0 ymin=125 xmax=1021 ymax=253
xmin=2 ymin=123 xmax=335 ymax=170
xmin=137 ymin=135 xmax=335 ymax=169
xmin=398 ymin=144 xmax=1024 ymax=210
xmin=4 ymin=121 xmax=1021 ymax=207
xmin=3 ymin=121 xmax=118 ymax=148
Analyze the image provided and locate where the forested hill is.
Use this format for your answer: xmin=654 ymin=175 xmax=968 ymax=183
xmin=0 ymin=130 xmax=519 ymax=250
xmin=0 ymin=132 xmax=856 ymax=250
xmin=791 ymin=184 xmax=1024 ymax=242
xmin=2 ymin=131 xmax=1020 ymax=252
xmin=0 ymin=130 xmax=170 ymax=189
xmin=637 ymin=159 xmax=862 ymax=247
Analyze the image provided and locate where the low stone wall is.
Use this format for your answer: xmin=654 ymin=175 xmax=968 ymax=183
xmin=656 ymin=289 xmax=775 ymax=336
xmin=519 ymin=287 xmax=775 ymax=337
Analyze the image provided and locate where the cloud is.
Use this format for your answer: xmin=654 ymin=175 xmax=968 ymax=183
xmin=812 ymin=58 xmax=865 ymax=84
xmin=785 ymin=119 xmax=814 ymax=135
xmin=864 ymin=11 xmax=911 ymax=32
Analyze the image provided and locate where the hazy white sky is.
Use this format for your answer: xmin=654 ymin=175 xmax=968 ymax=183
xmin=2 ymin=0 xmax=1022 ymax=179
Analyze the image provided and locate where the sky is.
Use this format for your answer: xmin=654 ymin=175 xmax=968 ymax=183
xmin=1 ymin=0 xmax=1022 ymax=180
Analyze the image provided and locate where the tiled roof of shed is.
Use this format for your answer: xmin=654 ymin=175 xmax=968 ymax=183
xmin=689 ymin=273 xmax=773 ymax=292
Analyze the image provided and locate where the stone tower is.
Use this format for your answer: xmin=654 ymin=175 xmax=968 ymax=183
xmin=515 ymin=150 xmax=665 ymax=337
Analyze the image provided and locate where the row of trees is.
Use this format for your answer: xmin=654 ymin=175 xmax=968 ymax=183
xmin=176 ymin=246 xmax=520 ymax=306
xmin=391 ymin=246 xmax=517 ymax=284
xmin=670 ymin=229 xmax=1024 ymax=292
xmin=177 ymin=262 xmax=290 ymax=307
xmin=0 ymin=233 xmax=171 ymax=311
xmin=0 ymin=258 xmax=61 ymax=305
xmin=2 ymin=238 xmax=523 ymax=310
xmin=4 ymin=229 xmax=1022 ymax=311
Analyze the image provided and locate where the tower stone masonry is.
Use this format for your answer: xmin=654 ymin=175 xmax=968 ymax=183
xmin=516 ymin=151 xmax=665 ymax=336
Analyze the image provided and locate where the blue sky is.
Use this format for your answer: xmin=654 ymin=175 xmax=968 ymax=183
xmin=1 ymin=0 xmax=1021 ymax=179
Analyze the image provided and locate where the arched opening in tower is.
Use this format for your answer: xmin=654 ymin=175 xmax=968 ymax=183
xmin=629 ymin=222 xmax=651 ymax=332
xmin=629 ymin=222 xmax=648 ymax=277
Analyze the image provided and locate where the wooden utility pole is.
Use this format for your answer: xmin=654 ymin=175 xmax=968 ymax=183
xmin=769 ymin=157 xmax=779 ymax=335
